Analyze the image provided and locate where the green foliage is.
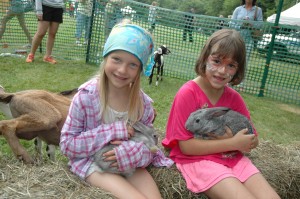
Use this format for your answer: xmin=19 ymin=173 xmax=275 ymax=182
xmin=133 ymin=0 xmax=298 ymax=20
xmin=204 ymin=0 xmax=225 ymax=16
xmin=222 ymin=0 xmax=240 ymax=18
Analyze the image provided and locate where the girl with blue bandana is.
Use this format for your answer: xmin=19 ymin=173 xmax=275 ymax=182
xmin=60 ymin=21 xmax=173 ymax=199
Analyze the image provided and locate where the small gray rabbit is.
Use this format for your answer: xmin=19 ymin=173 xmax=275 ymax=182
xmin=185 ymin=107 xmax=254 ymax=139
xmin=94 ymin=121 xmax=159 ymax=176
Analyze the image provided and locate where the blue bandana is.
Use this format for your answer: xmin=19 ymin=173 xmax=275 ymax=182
xmin=103 ymin=23 xmax=154 ymax=76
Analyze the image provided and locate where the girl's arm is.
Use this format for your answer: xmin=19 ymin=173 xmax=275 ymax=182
xmin=179 ymin=128 xmax=256 ymax=155
xmin=231 ymin=6 xmax=239 ymax=20
xmin=110 ymin=92 xmax=173 ymax=171
xmin=257 ymin=7 xmax=263 ymax=22
xmin=35 ymin=0 xmax=42 ymax=15
xmin=252 ymin=7 xmax=264 ymax=29
xmin=229 ymin=6 xmax=246 ymax=29
xmin=60 ymin=92 xmax=128 ymax=159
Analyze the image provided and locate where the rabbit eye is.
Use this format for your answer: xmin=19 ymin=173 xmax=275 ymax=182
xmin=196 ymin=119 xmax=200 ymax=123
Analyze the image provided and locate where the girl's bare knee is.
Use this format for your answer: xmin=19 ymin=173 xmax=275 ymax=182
xmin=86 ymin=172 xmax=148 ymax=199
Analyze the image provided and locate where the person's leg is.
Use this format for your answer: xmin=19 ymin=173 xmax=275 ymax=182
xmin=0 ymin=14 xmax=14 ymax=40
xmin=44 ymin=21 xmax=59 ymax=58
xmin=26 ymin=20 xmax=49 ymax=62
xmin=244 ymin=173 xmax=281 ymax=199
xmin=84 ymin=15 xmax=91 ymax=44
xmin=86 ymin=171 xmax=148 ymax=199
xmin=149 ymin=22 xmax=155 ymax=33
xmin=16 ymin=14 xmax=32 ymax=44
xmin=30 ymin=21 xmax=49 ymax=55
xmin=188 ymin=29 xmax=193 ymax=42
xmin=151 ymin=23 xmax=155 ymax=31
xmin=245 ymin=39 xmax=253 ymax=67
xmin=204 ymin=177 xmax=256 ymax=199
xmin=240 ymin=38 xmax=253 ymax=87
xmin=183 ymin=28 xmax=187 ymax=41
xmin=127 ymin=168 xmax=162 ymax=199
xmin=75 ymin=12 xmax=84 ymax=43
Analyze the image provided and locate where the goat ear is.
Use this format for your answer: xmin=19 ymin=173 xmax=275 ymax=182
xmin=59 ymin=88 xmax=78 ymax=96
xmin=0 ymin=93 xmax=14 ymax=103
xmin=157 ymin=48 xmax=162 ymax=54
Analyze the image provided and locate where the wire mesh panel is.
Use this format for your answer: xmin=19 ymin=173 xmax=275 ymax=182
xmin=254 ymin=24 xmax=300 ymax=104
xmin=0 ymin=0 xmax=35 ymax=54
xmin=0 ymin=0 xmax=299 ymax=105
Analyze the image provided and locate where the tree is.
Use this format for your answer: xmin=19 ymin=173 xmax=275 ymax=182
xmin=204 ymin=0 xmax=225 ymax=16
xmin=127 ymin=0 xmax=297 ymax=22
xmin=168 ymin=0 xmax=206 ymax=14
xmin=222 ymin=0 xmax=240 ymax=18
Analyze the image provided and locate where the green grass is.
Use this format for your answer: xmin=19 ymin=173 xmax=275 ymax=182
xmin=1 ymin=11 xmax=299 ymax=105
xmin=0 ymin=57 xmax=299 ymax=149
xmin=0 ymin=10 xmax=299 ymax=152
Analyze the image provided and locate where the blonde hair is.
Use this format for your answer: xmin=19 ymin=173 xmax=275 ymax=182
xmin=98 ymin=59 xmax=144 ymax=124
xmin=195 ymin=29 xmax=246 ymax=85
xmin=152 ymin=1 xmax=158 ymax=6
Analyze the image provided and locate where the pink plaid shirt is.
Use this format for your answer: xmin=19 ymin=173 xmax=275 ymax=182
xmin=60 ymin=78 xmax=173 ymax=179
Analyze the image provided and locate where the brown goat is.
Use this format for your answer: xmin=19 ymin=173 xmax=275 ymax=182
xmin=0 ymin=86 xmax=77 ymax=164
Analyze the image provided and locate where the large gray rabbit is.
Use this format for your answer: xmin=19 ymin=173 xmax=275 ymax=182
xmin=94 ymin=121 xmax=159 ymax=176
xmin=185 ymin=107 xmax=254 ymax=139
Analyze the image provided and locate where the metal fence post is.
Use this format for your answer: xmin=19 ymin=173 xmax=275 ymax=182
xmin=258 ymin=0 xmax=284 ymax=97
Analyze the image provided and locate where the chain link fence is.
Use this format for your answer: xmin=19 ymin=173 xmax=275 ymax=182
xmin=0 ymin=0 xmax=299 ymax=105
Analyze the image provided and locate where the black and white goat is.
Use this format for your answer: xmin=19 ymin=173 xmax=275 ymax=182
xmin=148 ymin=45 xmax=171 ymax=86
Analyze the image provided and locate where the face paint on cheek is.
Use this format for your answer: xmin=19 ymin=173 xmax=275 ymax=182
xmin=206 ymin=63 xmax=217 ymax=72
xmin=206 ymin=63 xmax=232 ymax=79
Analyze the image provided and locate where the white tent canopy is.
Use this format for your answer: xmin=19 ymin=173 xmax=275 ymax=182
xmin=267 ymin=3 xmax=300 ymax=26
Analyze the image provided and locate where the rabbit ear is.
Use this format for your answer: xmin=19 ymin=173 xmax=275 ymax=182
xmin=132 ymin=121 xmax=150 ymax=133
xmin=207 ymin=107 xmax=230 ymax=119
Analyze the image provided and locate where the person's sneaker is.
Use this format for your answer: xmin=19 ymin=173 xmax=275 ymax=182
xmin=2 ymin=43 xmax=9 ymax=48
xmin=43 ymin=56 xmax=57 ymax=64
xmin=26 ymin=53 xmax=34 ymax=63
xmin=75 ymin=40 xmax=81 ymax=46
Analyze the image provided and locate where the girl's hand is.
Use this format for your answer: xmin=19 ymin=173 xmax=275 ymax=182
xmin=232 ymin=128 xmax=256 ymax=153
xmin=127 ymin=123 xmax=134 ymax=138
xmin=36 ymin=14 xmax=43 ymax=21
xmin=250 ymin=135 xmax=259 ymax=149
xmin=102 ymin=140 xmax=122 ymax=168
xmin=216 ymin=126 xmax=234 ymax=139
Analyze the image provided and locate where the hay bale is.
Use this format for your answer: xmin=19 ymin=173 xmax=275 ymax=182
xmin=149 ymin=140 xmax=300 ymax=199
xmin=148 ymin=166 xmax=207 ymax=199
xmin=0 ymin=156 xmax=114 ymax=199
xmin=247 ymin=140 xmax=300 ymax=199
xmin=0 ymin=140 xmax=299 ymax=199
